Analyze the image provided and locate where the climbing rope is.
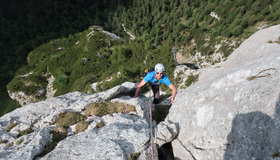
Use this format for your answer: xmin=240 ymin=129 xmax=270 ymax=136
xmin=148 ymin=85 xmax=155 ymax=160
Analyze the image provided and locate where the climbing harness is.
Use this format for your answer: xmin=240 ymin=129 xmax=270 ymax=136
xmin=148 ymin=85 xmax=155 ymax=160
xmin=151 ymin=78 xmax=162 ymax=85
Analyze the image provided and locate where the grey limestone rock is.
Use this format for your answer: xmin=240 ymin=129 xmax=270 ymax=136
xmin=35 ymin=89 xmax=46 ymax=98
xmin=40 ymin=113 xmax=150 ymax=160
xmin=1 ymin=127 xmax=52 ymax=160
xmin=8 ymin=91 xmax=36 ymax=106
xmin=0 ymin=82 xmax=157 ymax=159
xmin=155 ymin=121 xmax=178 ymax=148
xmin=165 ymin=25 xmax=280 ymax=159
xmin=57 ymin=47 xmax=65 ymax=51
xmin=138 ymin=145 xmax=159 ymax=160
xmin=82 ymin=58 xmax=88 ymax=64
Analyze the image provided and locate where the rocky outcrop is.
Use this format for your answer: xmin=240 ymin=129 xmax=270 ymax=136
xmin=173 ymin=65 xmax=200 ymax=89
xmin=45 ymin=74 xmax=56 ymax=99
xmin=3 ymin=127 xmax=53 ymax=160
xmin=40 ymin=113 xmax=150 ymax=160
xmin=210 ymin=12 xmax=220 ymax=20
xmin=35 ymin=89 xmax=46 ymax=98
xmin=57 ymin=47 xmax=65 ymax=51
xmin=8 ymin=72 xmax=56 ymax=106
xmin=164 ymin=25 xmax=280 ymax=159
xmin=155 ymin=121 xmax=178 ymax=148
xmin=0 ymin=82 xmax=161 ymax=160
xmin=89 ymin=25 xmax=125 ymax=42
xmin=8 ymin=91 xmax=36 ymax=106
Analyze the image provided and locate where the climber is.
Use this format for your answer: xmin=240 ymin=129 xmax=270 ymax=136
xmin=130 ymin=63 xmax=177 ymax=104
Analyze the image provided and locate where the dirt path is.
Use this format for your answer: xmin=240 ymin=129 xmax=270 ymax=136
xmin=121 ymin=23 xmax=135 ymax=40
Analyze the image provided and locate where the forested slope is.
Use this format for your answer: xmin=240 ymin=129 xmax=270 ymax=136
xmin=0 ymin=0 xmax=130 ymax=80
xmin=1 ymin=0 xmax=280 ymax=116
xmin=0 ymin=0 xmax=130 ymax=115
xmin=118 ymin=0 xmax=280 ymax=57
xmin=7 ymin=26 xmax=175 ymax=106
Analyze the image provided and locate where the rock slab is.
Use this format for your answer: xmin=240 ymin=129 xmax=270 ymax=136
xmin=0 ymin=82 xmax=156 ymax=160
xmin=167 ymin=25 xmax=280 ymax=159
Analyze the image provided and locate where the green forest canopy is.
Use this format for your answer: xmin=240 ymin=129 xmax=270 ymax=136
xmin=1 ymin=0 xmax=280 ymax=116
xmin=7 ymin=27 xmax=175 ymax=100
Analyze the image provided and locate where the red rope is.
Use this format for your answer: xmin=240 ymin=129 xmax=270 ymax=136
xmin=148 ymin=86 xmax=155 ymax=160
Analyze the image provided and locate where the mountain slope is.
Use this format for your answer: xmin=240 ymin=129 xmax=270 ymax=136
xmin=7 ymin=26 xmax=175 ymax=106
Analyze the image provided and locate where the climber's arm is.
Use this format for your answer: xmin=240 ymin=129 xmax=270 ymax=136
xmin=134 ymin=79 xmax=146 ymax=98
xmin=169 ymin=83 xmax=177 ymax=104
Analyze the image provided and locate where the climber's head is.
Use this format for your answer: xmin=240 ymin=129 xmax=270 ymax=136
xmin=155 ymin=63 xmax=165 ymax=79
xmin=155 ymin=63 xmax=165 ymax=72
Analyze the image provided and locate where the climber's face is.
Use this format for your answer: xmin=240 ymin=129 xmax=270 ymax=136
xmin=155 ymin=72 xmax=163 ymax=79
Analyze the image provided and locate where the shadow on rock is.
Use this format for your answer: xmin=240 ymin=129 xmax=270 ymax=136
xmin=112 ymin=140 xmax=136 ymax=159
xmin=224 ymin=95 xmax=280 ymax=159
xmin=180 ymin=63 xmax=199 ymax=70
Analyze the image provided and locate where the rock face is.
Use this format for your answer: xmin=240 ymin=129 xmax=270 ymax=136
xmin=8 ymin=73 xmax=56 ymax=106
xmin=3 ymin=127 xmax=53 ymax=160
xmin=45 ymin=74 xmax=56 ymax=99
xmin=165 ymin=25 xmax=280 ymax=159
xmin=155 ymin=121 xmax=178 ymax=148
xmin=0 ymin=82 xmax=159 ymax=160
xmin=173 ymin=65 xmax=200 ymax=89
xmin=41 ymin=113 xmax=150 ymax=160
xmin=35 ymin=89 xmax=46 ymax=98
xmin=8 ymin=91 xmax=36 ymax=106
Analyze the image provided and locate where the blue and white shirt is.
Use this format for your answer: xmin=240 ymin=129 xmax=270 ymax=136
xmin=143 ymin=71 xmax=172 ymax=87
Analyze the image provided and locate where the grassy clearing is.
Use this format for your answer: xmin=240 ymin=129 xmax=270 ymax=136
xmin=247 ymin=76 xmax=256 ymax=81
xmin=128 ymin=153 xmax=140 ymax=160
xmin=75 ymin=121 xmax=90 ymax=133
xmin=97 ymin=122 xmax=105 ymax=128
xmin=5 ymin=123 xmax=18 ymax=132
xmin=17 ymin=128 xmax=33 ymax=138
xmin=0 ymin=140 xmax=7 ymax=144
xmin=85 ymin=102 xmax=136 ymax=117
xmin=56 ymin=112 xmax=86 ymax=128
xmin=16 ymin=138 xmax=24 ymax=145
xmin=40 ymin=111 xmax=91 ymax=156
xmin=267 ymin=37 xmax=280 ymax=44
